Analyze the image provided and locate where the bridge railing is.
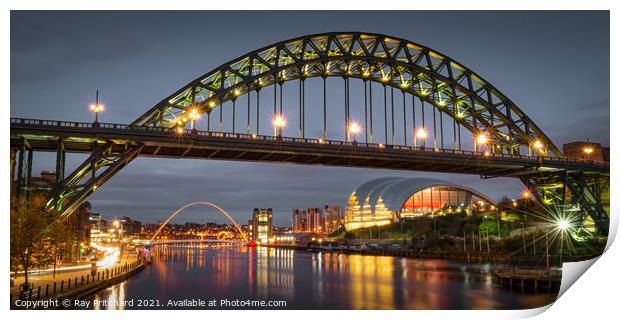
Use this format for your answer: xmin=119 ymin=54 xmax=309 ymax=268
xmin=10 ymin=117 xmax=609 ymax=166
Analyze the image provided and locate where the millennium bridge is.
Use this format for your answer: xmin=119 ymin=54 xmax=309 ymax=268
xmin=10 ymin=32 xmax=609 ymax=236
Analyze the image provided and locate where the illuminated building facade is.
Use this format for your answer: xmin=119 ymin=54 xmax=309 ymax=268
xmin=307 ymin=208 xmax=323 ymax=233
xmin=293 ymin=206 xmax=343 ymax=234
xmin=69 ymin=202 xmax=92 ymax=260
xmin=292 ymin=208 xmax=323 ymax=233
xmin=324 ymin=205 xmax=344 ymax=233
xmin=28 ymin=170 xmax=56 ymax=191
xmin=249 ymin=208 xmax=273 ymax=243
xmin=562 ymin=141 xmax=609 ymax=162
xmin=344 ymin=177 xmax=496 ymax=230
xmin=89 ymin=213 xmax=105 ymax=244
xmin=118 ymin=216 xmax=142 ymax=236
xmin=292 ymin=208 xmax=307 ymax=233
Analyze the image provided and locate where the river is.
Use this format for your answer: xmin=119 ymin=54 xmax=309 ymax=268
xmin=82 ymin=244 xmax=557 ymax=310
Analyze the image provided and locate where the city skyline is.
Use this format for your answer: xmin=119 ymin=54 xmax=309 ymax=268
xmin=11 ymin=11 xmax=609 ymax=225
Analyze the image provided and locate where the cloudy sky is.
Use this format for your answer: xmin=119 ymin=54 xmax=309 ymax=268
xmin=11 ymin=11 xmax=609 ymax=226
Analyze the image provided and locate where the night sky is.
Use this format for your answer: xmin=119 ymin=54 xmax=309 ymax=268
xmin=10 ymin=11 xmax=609 ymax=226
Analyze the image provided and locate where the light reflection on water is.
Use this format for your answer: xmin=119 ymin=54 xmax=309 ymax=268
xmin=85 ymin=244 xmax=557 ymax=310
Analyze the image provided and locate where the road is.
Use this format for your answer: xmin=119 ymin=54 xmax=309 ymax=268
xmin=10 ymin=252 xmax=139 ymax=300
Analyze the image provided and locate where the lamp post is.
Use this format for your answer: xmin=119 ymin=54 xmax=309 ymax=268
xmin=415 ymin=127 xmax=428 ymax=148
xmin=522 ymin=190 xmax=531 ymax=214
xmin=349 ymin=121 xmax=361 ymax=143
xmin=89 ymin=90 xmax=104 ymax=124
xmin=545 ymin=230 xmax=550 ymax=273
xmin=273 ymin=115 xmax=286 ymax=138
xmin=583 ymin=146 xmax=594 ymax=160
xmin=486 ymin=230 xmax=490 ymax=253
xmin=474 ymin=132 xmax=489 ymax=153
xmin=521 ymin=221 xmax=526 ymax=255
xmin=496 ymin=206 xmax=501 ymax=239
xmin=532 ymin=139 xmax=545 ymax=158
xmin=557 ymin=218 xmax=570 ymax=264
xmin=187 ymin=108 xmax=201 ymax=130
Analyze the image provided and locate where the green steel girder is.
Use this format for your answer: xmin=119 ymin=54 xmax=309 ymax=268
xmin=46 ymin=142 xmax=143 ymax=220
xmin=520 ymin=171 xmax=610 ymax=236
xmin=133 ymin=32 xmax=561 ymax=157
xmin=15 ymin=137 xmax=32 ymax=198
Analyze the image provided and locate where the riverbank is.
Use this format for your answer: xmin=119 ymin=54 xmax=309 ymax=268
xmin=10 ymin=260 xmax=144 ymax=310
xmin=262 ymin=244 xmax=597 ymax=266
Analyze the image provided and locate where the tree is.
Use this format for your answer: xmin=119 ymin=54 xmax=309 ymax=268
xmin=497 ymin=196 xmax=513 ymax=209
xmin=479 ymin=220 xmax=498 ymax=236
xmin=10 ymin=195 xmax=69 ymax=291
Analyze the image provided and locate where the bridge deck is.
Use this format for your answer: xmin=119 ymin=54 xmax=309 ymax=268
xmin=10 ymin=118 xmax=609 ymax=177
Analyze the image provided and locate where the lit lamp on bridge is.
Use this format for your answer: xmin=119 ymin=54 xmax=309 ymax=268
xmin=89 ymin=90 xmax=105 ymax=124
xmin=348 ymin=121 xmax=361 ymax=143
xmin=415 ymin=128 xmax=428 ymax=148
xmin=187 ymin=108 xmax=201 ymax=130
xmin=273 ymin=114 xmax=286 ymax=138
xmin=474 ymin=132 xmax=489 ymax=153
xmin=532 ymin=139 xmax=545 ymax=156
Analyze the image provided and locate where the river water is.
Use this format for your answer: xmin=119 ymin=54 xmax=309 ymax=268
xmin=82 ymin=244 xmax=557 ymax=310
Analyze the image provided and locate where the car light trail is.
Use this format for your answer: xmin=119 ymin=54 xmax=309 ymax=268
xmin=90 ymin=242 xmax=121 ymax=267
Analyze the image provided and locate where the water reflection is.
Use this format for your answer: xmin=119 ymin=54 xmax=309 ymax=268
xmin=93 ymin=281 xmax=126 ymax=310
xmin=85 ymin=244 xmax=557 ymax=309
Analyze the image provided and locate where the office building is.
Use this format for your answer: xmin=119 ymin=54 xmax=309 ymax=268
xmin=249 ymin=208 xmax=273 ymax=243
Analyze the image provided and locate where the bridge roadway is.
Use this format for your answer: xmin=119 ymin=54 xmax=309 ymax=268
xmin=141 ymin=239 xmax=246 ymax=246
xmin=10 ymin=118 xmax=609 ymax=178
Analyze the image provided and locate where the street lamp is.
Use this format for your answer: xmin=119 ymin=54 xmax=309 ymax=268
xmin=522 ymin=190 xmax=531 ymax=199
xmin=583 ymin=146 xmax=594 ymax=160
xmin=89 ymin=103 xmax=104 ymax=123
xmin=273 ymin=114 xmax=286 ymax=137
xmin=89 ymin=91 xmax=104 ymax=123
xmin=557 ymin=218 xmax=571 ymax=231
xmin=556 ymin=218 xmax=572 ymax=264
xmin=522 ymin=190 xmax=531 ymax=209
xmin=415 ymin=127 xmax=428 ymax=148
xmin=532 ymin=139 xmax=545 ymax=156
xmin=475 ymin=132 xmax=489 ymax=152
xmin=533 ymin=140 xmax=543 ymax=150
xmin=187 ymin=108 xmax=201 ymax=130
xmin=349 ymin=121 xmax=361 ymax=142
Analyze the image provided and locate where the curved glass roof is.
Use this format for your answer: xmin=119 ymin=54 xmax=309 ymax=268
xmin=351 ymin=177 xmax=496 ymax=212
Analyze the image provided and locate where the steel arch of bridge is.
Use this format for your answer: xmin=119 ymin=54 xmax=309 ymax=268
xmin=150 ymin=202 xmax=247 ymax=242
xmin=134 ymin=32 xmax=560 ymax=157
xmin=19 ymin=31 xmax=607 ymax=236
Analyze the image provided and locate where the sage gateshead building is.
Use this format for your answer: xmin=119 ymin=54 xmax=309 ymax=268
xmin=344 ymin=177 xmax=496 ymax=230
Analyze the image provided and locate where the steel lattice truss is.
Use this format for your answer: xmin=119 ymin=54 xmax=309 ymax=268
xmin=47 ymin=142 xmax=142 ymax=220
xmin=31 ymin=32 xmax=608 ymax=236
xmin=521 ymin=172 xmax=610 ymax=235
xmin=134 ymin=32 xmax=561 ymax=157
